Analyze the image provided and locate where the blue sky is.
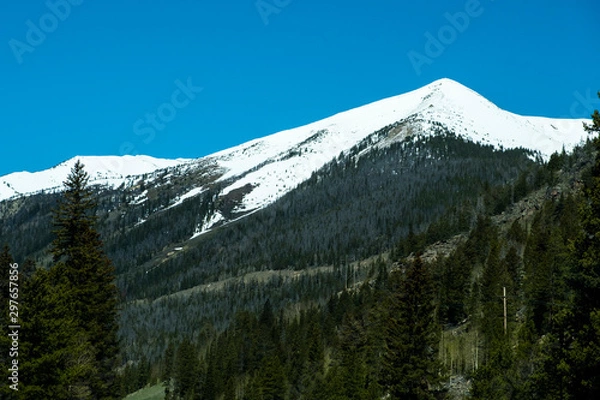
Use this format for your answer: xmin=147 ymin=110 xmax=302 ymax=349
xmin=1 ymin=0 xmax=599 ymax=176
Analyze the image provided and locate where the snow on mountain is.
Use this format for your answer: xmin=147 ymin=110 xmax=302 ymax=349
xmin=1 ymin=79 xmax=590 ymax=232
xmin=412 ymin=79 xmax=587 ymax=156
xmin=0 ymin=155 xmax=190 ymax=201
xmin=203 ymin=78 xmax=589 ymax=218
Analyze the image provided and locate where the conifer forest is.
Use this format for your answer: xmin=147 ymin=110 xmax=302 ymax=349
xmin=1 ymin=95 xmax=600 ymax=399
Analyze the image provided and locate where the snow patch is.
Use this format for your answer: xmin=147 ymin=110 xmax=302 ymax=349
xmin=0 ymin=155 xmax=192 ymax=202
xmin=166 ymin=187 xmax=207 ymax=210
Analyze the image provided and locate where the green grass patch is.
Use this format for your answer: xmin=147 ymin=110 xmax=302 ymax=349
xmin=124 ymin=384 xmax=165 ymax=400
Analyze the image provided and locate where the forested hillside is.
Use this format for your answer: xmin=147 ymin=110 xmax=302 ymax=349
xmin=119 ymin=130 xmax=599 ymax=399
xmin=116 ymin=130 xmax=552 ymax=365
xmin=1 ymin=115 xmax=598 ymax=399
xmin=119 ymin=129 xmax=541 ymax=301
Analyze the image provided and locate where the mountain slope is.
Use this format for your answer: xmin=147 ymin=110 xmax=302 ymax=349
xmin=1 ymin=79 xmax=596 ymax=373
xmin=0 ymin=155 xmax=191 ymax=201
xmin=0 ymin=79 xmax=590 ymax=233
xmin=202 ymin=78 xmax=587 ymax=219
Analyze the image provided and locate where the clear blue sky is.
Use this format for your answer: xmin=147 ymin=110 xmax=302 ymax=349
xmin=1 ymin=0 xmax=599 ymax=176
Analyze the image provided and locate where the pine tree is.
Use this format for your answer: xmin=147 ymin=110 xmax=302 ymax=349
xmin=471 ymin=240 xmax=516 ymax=399
xmin=584 ymin=94 xmax=600 ymax=135
xmin=531 ymin=90 xmax=600 ymax=399
xmin=162 ymin=342 xmax=175 ymax=399
xmin=381 ymin=257 xmax=441 ymax=399
xmin=19 ymin=267 xmax=85 ymax=399
xmin=19 ymin=161 xmax=120 ymax=399
xmin=562 ymin=91 xmax=600 ymax=398
xmin=255 ymin=354 xmax=287 ymax=400
xmin=51 ymin=161 xmax=120 ymax=398
xmin=174 ymin=338 xmax=199 ymax=399
xmin=336 ymin=313 xmax=369 ymax=400
xmin=53 ymin=161 xmax=120 ymax=398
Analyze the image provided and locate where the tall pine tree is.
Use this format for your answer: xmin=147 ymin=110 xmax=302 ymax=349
xmin=381 ymin=257 xmax=441 ymax=399
xmin=20 ymin=161 xmax=119 ymax=399
xmin=53 ymin=160 xmax=120 ymax=398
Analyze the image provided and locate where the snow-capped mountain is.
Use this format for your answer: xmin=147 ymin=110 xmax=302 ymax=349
xmin=193 ymin=78 xmax=588 ymax=227
xmin=0 ymin=155 xmax=191 ymax=201
xmin=0 ymin=79 xmax=590 ymax=232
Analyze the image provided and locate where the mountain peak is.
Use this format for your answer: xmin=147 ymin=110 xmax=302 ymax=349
xmin=0 ymin=80 xmax=590 ymax=206
xmin=425 ymin=77 xmax=465 ymax=88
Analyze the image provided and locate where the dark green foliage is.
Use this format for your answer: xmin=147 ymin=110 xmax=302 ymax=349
xmin=523 ymin=202 xmax=571 ymax=335
xmin=252 ymin=354 xmax=287 ymax=400
xmin=0 ymin=132 xmax=544 ymax=370
xmin=174 ymin=257 xmax=440 ymax=400
xmin=558 ymin=96 xmax=600 ymax=398
xmin=174 ymin=338 xmax=199 ymax=399
xmin=468 ymin=97 xmax=600 ymax=399
xmin=4 ymin=118 xmax=600 ymax=399
xmin=438 ymin=246 xmax=472 ymax=325
xmin=162 ymin=342 xmax=176 ymax=399
xmin=585 ymin=94 xmax=600 ymax=135
xmin=381 ymin=257 xmax=441 ymax=399
xmin=18 ymin=161 xmax=120 ymax=399
xmin=470 ymin=339 xmax=516 ymax=400
xmin=332 ymin=313 xmax=370 ymax=399
xmin=19 ymin=266 xmax=90 ymax=399
xmin=468 ymin=193 xmax=585 ymax=398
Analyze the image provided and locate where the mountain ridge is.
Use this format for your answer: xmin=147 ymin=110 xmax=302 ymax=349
xmin=0 ymin=155 xmax=192 ymax=202
xmin=1 ymin=79 xmax=589 ymax=212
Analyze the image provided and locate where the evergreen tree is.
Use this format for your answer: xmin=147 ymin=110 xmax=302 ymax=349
xmin=174 ymin=338 xmax=199 ymax=399
xmin=561 ymin=92 xmax=600 ymax=398
xmin=19 ymin=161 xmax=120 ymax=399
xmin=336 ymin=313 xmax=369 ymax=400
xmin=381 ymin=257 xmax=441 ymax=399
xmin=584 ymin=94 xmax=600 ymax=135
xmin=52 ymin=161 xmax=120 ymax=398
xmin=249 ymin=354 xmax=287 ymax=400
xmin=471 ymin=239 xmax=516 ymax=398
xmin=438 ymin=246 xmax=471 ymax=325
xmin=162 ymin=342 xmax=176 ymax=399
xmin=530 ymin=90 xmax=600 ymax=399
xmin=19 ymin=267 xmax=89 ymax=399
